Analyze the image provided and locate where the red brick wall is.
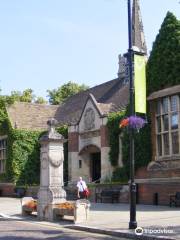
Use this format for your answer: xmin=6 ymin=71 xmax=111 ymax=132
xmin=135 ymin=167 xmax=149 ymax=179
xmin=100 ymin=125 xmax=109 ymax=147
xmin=0 ymin=183 xmax=15 ymax=196
xmin=68 ymin=132 xmax=79 ymax=152
xmin=136 ymin=167 xmax=180 ymax=179
xmin=138 ymin=183 xmax=180 ymax=205
xmin=150 ymin=169 xmax=180 ymax=178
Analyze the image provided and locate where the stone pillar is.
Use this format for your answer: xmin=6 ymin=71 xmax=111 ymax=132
xmin=68 ymin=125 xmax=79 ymax=182
xmin=100 ymin=124 xmax=112 ymax=181
xmin=37 ymin=118 xmax=67 ymax=221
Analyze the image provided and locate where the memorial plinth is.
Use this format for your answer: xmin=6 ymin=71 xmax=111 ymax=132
xmin=37 ymin=118 xmax=67 ymax=221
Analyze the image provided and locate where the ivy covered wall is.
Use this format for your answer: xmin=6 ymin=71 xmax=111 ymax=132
xmin=0 ymin=98 xmax=68 ymax=186
xmin=0 ymin=98 xmax=14 ymax=182
xmin=0 ymin=98 xmax=42 ymax=185
xmin=107 ymin=110 xmax=151 ymax=182
xmin=11 ymin=130 xmax=41 ymax=185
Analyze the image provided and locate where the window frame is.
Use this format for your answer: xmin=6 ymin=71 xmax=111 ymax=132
xmin=155 ymin=95 xmax=180 ymax=160
xmin=78 ymin=159 xmax=82 ymax=169
xmin=0 ymin=135 xmax=7 ymax=174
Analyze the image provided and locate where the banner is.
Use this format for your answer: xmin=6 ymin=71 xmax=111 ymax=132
xmin=134 ymin=54 xmax=146 ymax=114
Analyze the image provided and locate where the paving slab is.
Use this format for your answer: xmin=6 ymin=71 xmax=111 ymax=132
xmin=0 ymin=197 xmax=180 ymax=239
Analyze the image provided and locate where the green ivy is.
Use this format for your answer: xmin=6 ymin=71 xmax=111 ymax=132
xmin=111 ymin=167 xmax=128 ymax=182
xmin=0 ymin=98 xmax=14 ymax=182
xmin=122 ymin=116 xmax=151 ymax=178
xmin=107 ymin=110 xmax=151 ymax=181
xmin=11 ymin=129 xmax=41 ymax=185
xmin=56 ymin=125 xmax=68 ymax=183
xmin=0 ymin=97 xmax=68 ymax=185
xmin=107 ymin=111 xmax=125 ymax=166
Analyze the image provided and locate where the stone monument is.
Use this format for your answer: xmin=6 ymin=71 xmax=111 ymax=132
xmin=37 ymin=118 xmax=67 ymax=221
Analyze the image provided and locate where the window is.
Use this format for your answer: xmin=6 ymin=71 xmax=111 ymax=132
xmin=79 ymin=160 xmax=82 ymax=169
xmin=0 ymin=137 xmax=7 ymax=173
xmin=156 ymin=95 xmax=180 ymax=158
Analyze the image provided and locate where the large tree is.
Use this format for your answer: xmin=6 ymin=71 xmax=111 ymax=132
xmin=47 ymin=81 xmax=89 ymax=105
xmin=147 ymin=12 xmax=180 ymax=94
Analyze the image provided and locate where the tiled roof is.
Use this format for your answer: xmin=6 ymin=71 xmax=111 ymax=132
xmin=6 ymin=78 xmax=129 ymax=129
xmin=6 ymin=102 xmax=59 ymax=131
xmin=54 ymin=78 xmax=129 ymax=125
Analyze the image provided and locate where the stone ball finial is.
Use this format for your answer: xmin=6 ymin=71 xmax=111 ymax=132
xmin=47 ymin=118 xmax=58 ymax=128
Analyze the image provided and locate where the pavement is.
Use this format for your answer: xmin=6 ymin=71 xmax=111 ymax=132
xmin=0 ymin=197 xmax=180 ymax=240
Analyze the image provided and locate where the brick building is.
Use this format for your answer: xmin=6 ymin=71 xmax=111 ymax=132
xmin=1 ymin=0 xmax=179 ymax=205
xmin=136 ymin=86 xmax=180 ymax=205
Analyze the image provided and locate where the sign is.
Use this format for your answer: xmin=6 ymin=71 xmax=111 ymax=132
xmin=134 ymin=54 xmax=146 ymax=114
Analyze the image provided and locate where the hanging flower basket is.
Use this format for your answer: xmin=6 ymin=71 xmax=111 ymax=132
xmin=119 ymin=116 xmax=145 ymax=131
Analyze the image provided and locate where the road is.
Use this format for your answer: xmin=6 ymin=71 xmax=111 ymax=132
xmin=0 ymin=218 xmax=128 ymax=240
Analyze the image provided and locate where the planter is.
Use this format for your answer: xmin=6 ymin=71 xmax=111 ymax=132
xmin=53 ymin=200 xmax=90 ymax=223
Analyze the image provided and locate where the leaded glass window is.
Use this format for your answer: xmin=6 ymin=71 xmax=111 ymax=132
xmin=156 ymin=95 xmax=180 ymax=158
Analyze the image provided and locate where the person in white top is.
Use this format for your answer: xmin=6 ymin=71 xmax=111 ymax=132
xmin=77 ymin=176 xmax=87 ymax=199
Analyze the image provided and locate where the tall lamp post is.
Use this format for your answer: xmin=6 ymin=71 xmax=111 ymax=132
xmin=127 ymin=0 xmax=137 ymax=229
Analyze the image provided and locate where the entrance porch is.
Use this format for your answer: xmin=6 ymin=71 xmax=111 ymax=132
xmin=79 ymin=144 xmax=101 ymax=183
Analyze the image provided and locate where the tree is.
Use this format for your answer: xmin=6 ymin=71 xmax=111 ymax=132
xmin=10 ymin=89 xmax=35 ymax=103
xmin=1 ymin=88 xmax=47 ymax=104
xmin=147 ymin=12 xmax=180 ymax=94
xmin=47 ymin=81 xmax=89 ymax=105
xmin=10 ymin=91 xmax=22 ymax=102
xmin=34 ymin=97 xmax=47 ymax=104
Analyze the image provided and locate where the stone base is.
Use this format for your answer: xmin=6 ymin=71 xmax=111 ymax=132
xmin=74 ymin=200 xmax=90 ymax=223
xmin=37 ymin=187 xmax=66 ymax=221
xmin=37 ymin=203 xmax=54 ymax=221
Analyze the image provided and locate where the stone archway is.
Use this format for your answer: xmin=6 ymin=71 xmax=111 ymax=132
xmin=79 ymin=145 xmax=101 ymax=183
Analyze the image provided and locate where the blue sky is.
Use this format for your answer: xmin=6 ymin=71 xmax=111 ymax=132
xmin=0 ymin=0 xmax=179 ymax=100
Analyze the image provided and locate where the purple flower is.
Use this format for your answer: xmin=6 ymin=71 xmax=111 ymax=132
xmin=128 ymin=116 xmax=145 ymax=130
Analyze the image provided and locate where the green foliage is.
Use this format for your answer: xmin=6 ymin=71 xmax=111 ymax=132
xmin=11 ymin=130 xmax=41 ymax=185
xmin=47 ymin=81 xmax=89 ymax=104
xmin=0 ymin=96 xmax=41 ymax=184
xmin=11 ymin=89 xmax=35 ymax=103
xmin=56 ymin=125 xmax=68 ymax=183
xmin=147 ymin=12 xmax=180 ymax=94
xmin=107 ymin=110 xmax=151 ymax=181
xmin=34 ymin=97 xmax=47 ymax=104
xmin=122 ymin=117 xmax=151 ymax=178
xmin=0 ymin=93 xmax=65 ymax=185
xmin=0 ymin=94 xmax=69 ymax=185
xmin=111 ymin=167 xmax=128 ymax=182
xmin=107 ymin=12 xmax=179 ymax=182
xmin=107 ymin=111 xmax=125 ymax=166
xmin=4 ymin=88 xmax=45 ymax=104
xmin=0 ymin=97 xmax=14 ymax=182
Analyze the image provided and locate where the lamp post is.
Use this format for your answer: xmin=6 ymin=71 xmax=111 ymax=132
xmin=127 ymin=0 xmax=137 ymax=229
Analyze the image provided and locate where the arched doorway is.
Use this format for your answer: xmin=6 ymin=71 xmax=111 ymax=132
xmin=79 ymin=145 xmax=101 ymax=182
